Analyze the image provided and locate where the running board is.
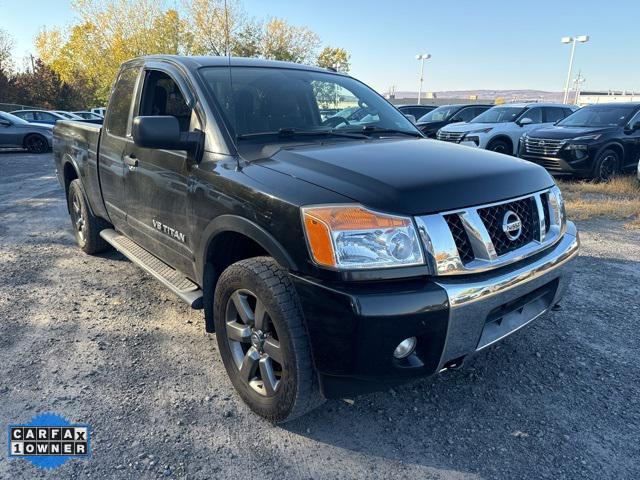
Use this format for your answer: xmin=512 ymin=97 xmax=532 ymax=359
xmin=100 ymin=229 xmax=203 ymax=309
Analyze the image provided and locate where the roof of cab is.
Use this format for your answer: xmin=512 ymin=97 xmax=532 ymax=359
xmin=127 ymin=55 xmax=336 ymax=74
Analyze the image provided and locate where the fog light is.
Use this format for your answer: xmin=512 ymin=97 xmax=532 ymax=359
xmin=393 ymin=337 xmax=417 ymax=359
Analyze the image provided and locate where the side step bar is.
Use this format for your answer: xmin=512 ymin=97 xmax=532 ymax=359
xmin=100 ymin=229 xmax=203 ymax=309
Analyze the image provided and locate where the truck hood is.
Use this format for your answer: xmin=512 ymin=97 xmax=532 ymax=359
xmin=255 ymin=138 xmax=553 ymax=215
xmin=527 ymin=125 xmax=617 ymax=140
xmin=440 ymin=122 xmax=506 ymax=133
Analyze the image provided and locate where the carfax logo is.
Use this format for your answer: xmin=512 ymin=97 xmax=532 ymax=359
xmin=8 ymin=413 xmax=91 ymax=469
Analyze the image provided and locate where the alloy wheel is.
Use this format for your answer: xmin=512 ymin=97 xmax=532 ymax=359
xmin=598 ymin=155 xmax=617 ymax=181
xmin=71 ymin=192 xmax=86 ymax=242
xmin=225 ymin=289 xmax=283 ymax=396
xmin=26 ymin=136 xmax=47 ymax=153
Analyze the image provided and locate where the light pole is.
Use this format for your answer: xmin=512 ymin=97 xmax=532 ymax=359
xmin=415 ymin=53 xmax=431 ymax=105
xmin=561 ymin=35 xmax=589 ymax=104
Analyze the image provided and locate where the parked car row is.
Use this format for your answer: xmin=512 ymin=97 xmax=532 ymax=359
xmin=433 ymin=102 xmax=640 ymax=181
xmin=10 ymin=109 xmax=104 ymax=125
xmin=0 ymin=107 xmax=107 ymax=152
xmin=0 ymin=111 xmax=53 ymax=153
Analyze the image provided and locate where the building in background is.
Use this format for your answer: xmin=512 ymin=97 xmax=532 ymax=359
xmin=577 ymin=91 xmax=640 ymax=106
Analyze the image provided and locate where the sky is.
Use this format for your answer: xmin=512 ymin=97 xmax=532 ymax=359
xmin=1 ymin=0 xmax=639 ymax=94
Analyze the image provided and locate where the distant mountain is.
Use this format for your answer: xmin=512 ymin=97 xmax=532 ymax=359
xmin=390 ymin=90 xmax=565 ymax=103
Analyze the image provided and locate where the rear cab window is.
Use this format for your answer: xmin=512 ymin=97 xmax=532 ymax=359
xmin=105 ymin=67 xmax=140 ymax=137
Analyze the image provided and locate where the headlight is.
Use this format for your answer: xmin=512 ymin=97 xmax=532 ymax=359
xmin=571 ymin=133 xmax=602 ymax=141
xmin=301 ymin=205 xmax=424 ymax=270
xmin=550 ymin=185 xmax=566 ymax=228
xmin=465 ymin=127 xmax=493 ymax=135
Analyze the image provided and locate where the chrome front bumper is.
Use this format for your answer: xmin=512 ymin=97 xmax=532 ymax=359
xmin=434 ymin=221 xmax=579 ymax=369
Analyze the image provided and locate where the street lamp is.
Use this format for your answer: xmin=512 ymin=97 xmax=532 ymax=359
xmin=561 ymin=35 xmax=589 ymax=104
xmin=415 ymin=53 xmax=431 ymax=105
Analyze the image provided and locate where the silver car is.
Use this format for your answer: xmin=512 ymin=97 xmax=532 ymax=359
xmin=0 ymin=111 xmax=53 ymax=153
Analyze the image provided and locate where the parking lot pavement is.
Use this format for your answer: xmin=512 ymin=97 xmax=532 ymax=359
xmin=0 ymin=151 xmax=639 ymax=480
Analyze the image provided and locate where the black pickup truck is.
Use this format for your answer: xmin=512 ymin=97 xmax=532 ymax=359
xmin=54 ymin=55 xmax=579 ymax=422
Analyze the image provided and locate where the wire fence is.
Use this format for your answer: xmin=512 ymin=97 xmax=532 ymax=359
xmin=0 ymin=103 xmax=39 ymax=112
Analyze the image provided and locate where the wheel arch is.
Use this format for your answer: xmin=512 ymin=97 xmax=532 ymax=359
xmin=487 ymin=134 xmax=515 ymax=154
xmin=197 ymin=215 xmax=298 ymax=333
xmin=598 ymin=142 xmax=625 ymax=165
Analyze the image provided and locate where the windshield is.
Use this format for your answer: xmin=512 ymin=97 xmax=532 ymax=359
xmin=0 ymin=111 xmax=29 ymax=125
xmin=199 ymin=67 xmax=418 ymax=139
xmin=558 ymin=105 xmax=635 ymax=127
xmin=55 ymin=111 xmax=78 ymax=119
xmin=471 ymin=106 xmax=525 ymax=124
xmin=417 ymin=105 xmax=457 ymax=123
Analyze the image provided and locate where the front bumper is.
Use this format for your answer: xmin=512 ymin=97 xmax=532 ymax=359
xmin=292 ymin=222 xmax=579 ymax=398
xmin=518 ymin=144 xmax=598 ymax=176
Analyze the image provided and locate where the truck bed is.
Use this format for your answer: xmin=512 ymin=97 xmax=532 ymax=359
xmin=53 ymin=120 xmax=107 ymax=219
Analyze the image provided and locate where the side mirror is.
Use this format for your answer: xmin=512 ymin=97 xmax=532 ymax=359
xmin=0 ymin=119 xmax=11 ymax=127
xmin=450 ymin=116 xmax=463 ymax=123
xmin=627 ymin=121 xmax=640 ymax=132
xmin=404 ymin=114 xmax=416 ymax=123
xmin=132 ymin=116 xmax=201 ymax=154
xmin=518 ymin=118 xmax=533 ymax=126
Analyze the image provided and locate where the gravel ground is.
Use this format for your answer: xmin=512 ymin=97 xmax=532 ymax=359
xmin=1 ymin=151 xmax=639 ymax=479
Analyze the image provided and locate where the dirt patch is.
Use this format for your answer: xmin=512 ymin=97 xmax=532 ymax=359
xmin=557 ymin=176 xmax=640 ymax=228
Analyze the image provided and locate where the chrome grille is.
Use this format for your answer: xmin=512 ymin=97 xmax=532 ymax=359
xmin=444 ymin=214 xmax=474 ymax=264
xmin=415 ymin=188 xmax=566 ymax=276
xmin=437 ymin=131 xmax=465 ymax=143
xmin=477 ymin=197 xmax=539 ymax=256
xmin=524 ymin=137 xmax=566 ymax=156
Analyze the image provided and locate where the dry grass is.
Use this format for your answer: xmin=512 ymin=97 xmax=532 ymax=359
xmin=556 ymin=176 xmax=640 ymax=228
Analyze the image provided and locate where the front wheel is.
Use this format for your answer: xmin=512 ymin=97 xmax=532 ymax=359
xmin=592 ymin=149 xmax=620 ymax=182
xmin=487 ymin=138 xmax=512 ymax=155
xmin=214 ymin=257 xmax=323 ymax=422
xmin=24 ymin=134 xmax=49 ymax=153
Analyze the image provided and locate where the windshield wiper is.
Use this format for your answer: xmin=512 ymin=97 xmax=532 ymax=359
xmin=348 ymin=125 xmax=423 ymax=137
xmin=237 ymin=128 xmax=368 ymax=140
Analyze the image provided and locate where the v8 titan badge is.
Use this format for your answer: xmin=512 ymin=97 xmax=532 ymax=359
xmin=8 ymin=413 xmax=91 ymax=469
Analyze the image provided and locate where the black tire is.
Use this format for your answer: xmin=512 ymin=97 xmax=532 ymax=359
xmin=24 ymin=134 xmax=49 ymax=153
xmin=592 ymin=148 xmax=620 ymax=182
xmin=487 ymin=138 xmax=512 ymax=155
xmin=67 ymin=180 xmax=110 ymax=254
xmin=214 ymin=257 xmax=323 ymax=422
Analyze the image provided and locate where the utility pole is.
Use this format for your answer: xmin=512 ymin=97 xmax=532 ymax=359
xmin=573 ymin=71 xmax=586 ymax=105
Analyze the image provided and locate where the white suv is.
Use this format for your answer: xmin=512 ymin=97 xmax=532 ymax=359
xmin=436 ymin=103 xmax=577 ymax=155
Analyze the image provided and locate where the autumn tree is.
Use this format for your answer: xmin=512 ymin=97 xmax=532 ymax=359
xmin=317 ymin=47 xmax=350 ymax=73
xmin=33 ymin=0 xmax=348 ymax=105
xmin=261 ymin=18 xmax=320 ymax=64
xmin=0 ymin=28 xmax=14 ymax=73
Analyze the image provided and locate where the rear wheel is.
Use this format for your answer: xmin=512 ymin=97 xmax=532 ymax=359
xmin=214 ymin=257 xmax=323 ymax=422
xmin=592 ymin=149 xmax=620 ymax=182
xmin=67 ymin=180 xmax=110 ymax=254
xmin=487 ymin=138 xmax=512 ymax=155
xmin=24 ymin=134 xmax=49 ymax=153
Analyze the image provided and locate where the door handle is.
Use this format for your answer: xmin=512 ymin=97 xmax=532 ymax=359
xmin=123 ymin=154 xmax=138 ymax=168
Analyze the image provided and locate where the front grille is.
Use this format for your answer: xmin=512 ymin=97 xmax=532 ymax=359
xmin=541 ymin=192 xmax=551 ymax=233
xmin=524 ymin=137 xmax=566 ymax=156
xmin=477 ymin=197 xmax=539 ymax=256
xmin=540 ymin=158 xmax=563 ymax=171
xmin=437 ymin=131 xmax=465 ymax=143
xmin=444 ymin=214 xmax=474 ymax=264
